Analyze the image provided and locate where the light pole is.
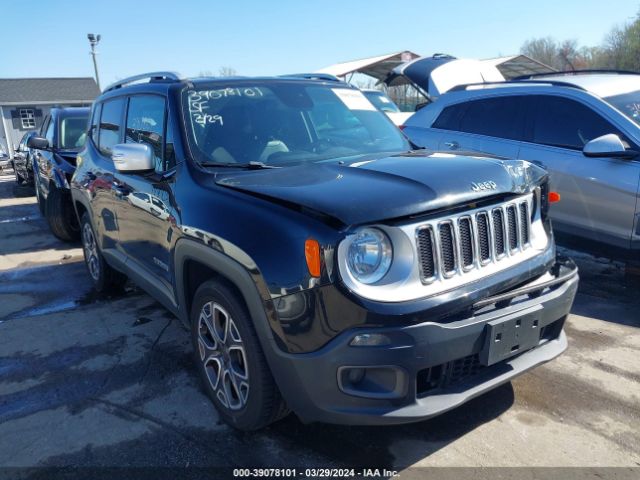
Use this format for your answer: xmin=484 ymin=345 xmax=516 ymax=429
xmin=87 ymin=33 xmax=102 ymax=90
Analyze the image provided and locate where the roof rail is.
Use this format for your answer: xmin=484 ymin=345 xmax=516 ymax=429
xmin=513 ymin=69 xmax=640 ymax=80
xmin=449 ymin=80 xmax=586 ymax=92
xmin=280 ymin=73 xmax=343 ymax=82
xmin=103 ymin=71 xmax=181 ymax=93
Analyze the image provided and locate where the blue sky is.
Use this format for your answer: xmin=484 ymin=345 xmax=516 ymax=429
xmin=1 ymin=0 xmax=638 ymax=85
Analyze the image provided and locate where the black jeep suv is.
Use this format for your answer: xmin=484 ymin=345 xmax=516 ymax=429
xmin=29 ymin=107 xmax=90 ymax=241
xmin=71 ymin=72 xmax=578 ymax=430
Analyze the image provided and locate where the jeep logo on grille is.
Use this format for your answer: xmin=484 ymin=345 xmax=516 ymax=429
xmin=471 ymin=181 xmax=497 ymax=192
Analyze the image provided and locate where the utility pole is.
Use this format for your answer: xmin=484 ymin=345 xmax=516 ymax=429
xmin=87 ymin=33 xmax=102 ymax=90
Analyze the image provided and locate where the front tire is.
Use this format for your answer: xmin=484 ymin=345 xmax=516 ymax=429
xmin=46 ymin=186 xmax=80 ymax=241
xmin=191 ymin=280 xmax=289 ymax=430
xmin=80 ymin=212 xmax=127 ymax=293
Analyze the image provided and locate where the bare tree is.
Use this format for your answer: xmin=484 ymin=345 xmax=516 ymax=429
xmin=520 ymin=9 xmax=640 ymax=72
xmin=218 ymin=66 xmax=238 ymax=77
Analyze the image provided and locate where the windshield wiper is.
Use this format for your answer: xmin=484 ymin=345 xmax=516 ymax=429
xmin=200 ymin=161 xmax=279 ymax=169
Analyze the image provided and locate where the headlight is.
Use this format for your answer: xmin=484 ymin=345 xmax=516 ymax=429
xmin=346 ymin=228 xmax=392 ymax=284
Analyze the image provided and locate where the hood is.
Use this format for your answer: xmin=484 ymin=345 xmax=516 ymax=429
xmin=384 ymin=55 xmax=504 ymax=98
xmin=216 ymin=152 xmax=546 ymax=226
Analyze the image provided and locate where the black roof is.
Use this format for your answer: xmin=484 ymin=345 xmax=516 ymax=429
xmin=0 ymin=77 xmax=100 ymax=104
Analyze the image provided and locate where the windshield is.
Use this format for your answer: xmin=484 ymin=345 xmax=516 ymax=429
xmin=183 ymin=82 xmax=409 ymax=167
xmin=59 ymin=116 xmax=89 ymax=149
xmin=605 ymin=90 xmax=640 ymax=126
xmin=363 ymin=90 xmax=401 ymax=113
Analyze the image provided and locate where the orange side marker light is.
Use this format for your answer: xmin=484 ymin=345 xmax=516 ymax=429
xmin=549 ymin=191 xmax=561 ymax=203
xmin=305 ymin=239 xmax=321 ymax=278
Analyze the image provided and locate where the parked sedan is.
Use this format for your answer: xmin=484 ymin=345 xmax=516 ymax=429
xmin=403 ymin=71 xmax=640 ymax=260
xmin=29 ymin=107 xmax=89 ymax=241
xmin=12 ymin=131 xmax=37 ymax=185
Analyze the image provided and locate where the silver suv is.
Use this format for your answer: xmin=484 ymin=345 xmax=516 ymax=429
xmin=403 ymin=71 xmax=640 ymax=259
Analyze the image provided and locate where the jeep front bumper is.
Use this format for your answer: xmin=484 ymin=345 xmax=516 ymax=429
xmin=267 ymin=257 xmax=578 ymax=425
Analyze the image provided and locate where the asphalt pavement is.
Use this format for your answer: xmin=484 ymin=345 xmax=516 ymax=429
xmin=0 ymin=173 xmax=639 ymax=478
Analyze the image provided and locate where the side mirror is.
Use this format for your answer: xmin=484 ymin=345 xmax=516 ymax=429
xmin=112 ymin=143 xmax=154 ymax=172
xmin=27 ymin=136 xmax=49 ymax=150
xmin=583 ymin=134 xmax=639 ymax=159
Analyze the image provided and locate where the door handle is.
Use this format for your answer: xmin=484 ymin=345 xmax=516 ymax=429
xmin=444 ymin=141 xmax=459 ymax=150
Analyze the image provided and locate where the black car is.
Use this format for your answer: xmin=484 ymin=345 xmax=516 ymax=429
xmin=12 ymin=131 xmax=37 ymax=185
xmin=28 ymin=107 xmax=90 ymax=240
xmin=71 ymin=72 xmax=578 ymax=430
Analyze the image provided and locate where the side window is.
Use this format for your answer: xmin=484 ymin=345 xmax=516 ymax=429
xmin=40 ymin=116 xmax=50 ymax=136
xmin=90 ymin=103 xmax=102 ymax=146
xmin=531 ymin=96 xmax=623 ymax=150
xmin=44 ymin=116 xmax=55 ymax=145
xmin=459 ymin=97 xmax=525 ymax=140
xmin=164 ymin=117 xmax=177 ymax=170
xmin=98 ymin=98 xmax=125 ymax=156
xmin=125 ymin=95 xmax=166 ymax=172
xmin=432 ymin=104 xmax=466 ymax=130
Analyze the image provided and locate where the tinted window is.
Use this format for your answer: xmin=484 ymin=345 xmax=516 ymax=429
xmin=125 ymin=95 xmax=166 ymax=172
xmin=532 ymin=96 xmax=622 ymax=150
xmin=59 ymin=116 xmax=88 ymax=149
xmin=99 ymin=98 xmax=125 ymax=156
xmin=432 ymin=104 xmax=465 ymax=130
xmin=434 ymin=97 xmax=525 ymax=140
xmin=90 ymin=103 xmax=102 ymax=146
xmin=165 ymin=117 xmax=176 ymax=170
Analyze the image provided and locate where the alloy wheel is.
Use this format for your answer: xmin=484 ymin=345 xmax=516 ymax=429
xmin=197 ymin=301 xmax=250 ymax=410
xmin=82 ymin=222 xmax=100 ymax=281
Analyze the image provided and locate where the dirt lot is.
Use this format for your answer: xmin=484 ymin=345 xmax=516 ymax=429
xmin=0 ymin=172 xmax=639 ymax=477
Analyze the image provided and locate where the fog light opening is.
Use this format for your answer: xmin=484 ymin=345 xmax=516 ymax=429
xmin=350 ymin=333 xmax=391 ymax=347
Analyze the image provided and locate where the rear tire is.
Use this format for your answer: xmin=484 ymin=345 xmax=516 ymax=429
xmin=46 ymin=186 xmax=80 ymax=242
xmin=191 ymin=280 xmax=289 ymax=431
xmin=80 ymin=212 xmax=127 ymax=293
xmin=14 ymin=168 xmax=24 ymax=185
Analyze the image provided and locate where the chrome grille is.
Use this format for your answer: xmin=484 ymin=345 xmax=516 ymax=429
xmin=439 ymin=222 xmax=456 ymax=275
xmin=476 ymin=212 xmax=491 ymax=262
xmin=520 ymin=202 xmax=530 ymax=245
xmin=417 ymin=196 xmax=533 ymax=283
xmin=493 ymin=209 xmax=506 ymax=256
xmin=507 ymin=205 xmax=518 ymax=251
xmin=458 ymin=217 xmax=474 ymax=268
xmin=417 ymin=227 xmax=436 ymax=280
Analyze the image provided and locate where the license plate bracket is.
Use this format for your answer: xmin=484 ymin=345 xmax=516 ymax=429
xmin=480 ymin=309 xmax=542 ymax=366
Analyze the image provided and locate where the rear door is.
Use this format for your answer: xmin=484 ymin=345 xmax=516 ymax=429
xmin=434 ymin=96 xmax=526 ymax=159
xmin=518 ymin=94 xmax=640 ymax=249
xmin=90 ymin=97 xmax=127 ymax=251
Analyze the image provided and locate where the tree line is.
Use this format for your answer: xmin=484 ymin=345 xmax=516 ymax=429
xmin=521 ymin=10 xmax=640 ymax=71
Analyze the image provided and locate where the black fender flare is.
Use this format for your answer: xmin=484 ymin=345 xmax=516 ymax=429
xmin=173 ymin=238 xmax=276 ymax=338
xmin=173 ymin=239 xmax=309 ymax=411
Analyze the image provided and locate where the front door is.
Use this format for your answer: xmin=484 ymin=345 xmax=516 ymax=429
xmin=519 ymin=95 xmax=640 ymax=249
xmin=111 ymin=94 xmax=177 ymax=289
